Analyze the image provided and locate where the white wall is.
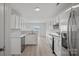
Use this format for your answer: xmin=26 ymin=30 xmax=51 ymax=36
xmin=5 ymin=4 xmax=12 ymax=55
xmin=0 ymin=3 xmax=4 ymax=56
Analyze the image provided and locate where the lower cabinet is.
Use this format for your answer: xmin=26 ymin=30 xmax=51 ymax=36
xmin=54 ymin=36 xmax=61 ymax=56
xmin=25 ymin=33 xmax=38 ymax=45
xmin=10 ymin=37 xmax=21 ymax=55
xmin=10 ymin=29 xmax=21 ymax=56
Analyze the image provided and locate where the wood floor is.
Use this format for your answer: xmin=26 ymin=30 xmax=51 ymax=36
xmin=21 ymin=36 xmax=55 ymax=56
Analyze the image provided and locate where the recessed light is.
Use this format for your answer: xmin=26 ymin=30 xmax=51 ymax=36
xmin=34 ymin=7 xmax=40 ymax=11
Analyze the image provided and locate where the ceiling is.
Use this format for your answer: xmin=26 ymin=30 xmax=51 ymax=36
xmin=7 ymin=3 xmax=79 ymax=23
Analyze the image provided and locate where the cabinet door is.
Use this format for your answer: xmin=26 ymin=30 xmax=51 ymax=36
xmin=25 ymin=34 xmax=38 ymax=45
xmin=15 ymin=15 xmax=20 ymax=29
xmin=11 ymin=37 xmax=21 ymax=55
xmin=19 ymin=17 xmax=22 ymax=30
xmin=10 ymin=14 xmax=16 ymax=29
xmin=10 ymin=14 xmax=20 ymax=29
xmin=54 ymin=36 xmax=61 ymax=55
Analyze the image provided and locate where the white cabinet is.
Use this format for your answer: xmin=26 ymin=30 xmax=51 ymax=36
xmin=10 ymin=29 xmax=21 ymax=55
xmin=10 ymin=15 xmax=16 ymax=29
xmin=10 ymin=14 xmax=20 ymax=29
xmin=59 ymin=10 xmax=70 ymax=32
xmin=10 ymin=15 xmax=21 ymax=55
xmin=54 ymin=36 xmax=61 ymax=56
xmin=19 ymin=17 xmax=24 ymax=31
xmin=9 ymin=10 xmax=22 ymax=55
xmin=4 ymin=4 xmax=23 ymax=56
xmin=15 ymin=15 xmax=20 ymax=29
xmin=25 ymin=33 xmax=38 ymax=45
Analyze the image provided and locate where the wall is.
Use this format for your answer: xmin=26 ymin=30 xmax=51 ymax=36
xmin=0 ymin=3 xmax=5 ymax=56
xmin=5 ymin=4 xmax=12 ymax=55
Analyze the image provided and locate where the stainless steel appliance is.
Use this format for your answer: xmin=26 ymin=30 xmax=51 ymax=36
xmin=60 ymin=5 xmax=79 ymax=56
xmin=67 ymin=7 xmax=79 ymax=56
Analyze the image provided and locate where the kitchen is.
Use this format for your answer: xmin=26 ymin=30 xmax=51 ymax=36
xmin=0 ymin=3 xmax=79 ymax=56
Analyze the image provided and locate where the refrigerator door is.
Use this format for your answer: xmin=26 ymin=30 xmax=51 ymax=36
xmin=74 ymin=7 xmax=79 ymax=55
xmin=67 ymin=9 xmax=78 ymax=56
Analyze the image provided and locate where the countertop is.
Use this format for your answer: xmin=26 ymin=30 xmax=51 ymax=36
xmin=46 ymin=31 xmax=60 ymax=38
xmin=20 ymin=34 xmax=26 ymax=37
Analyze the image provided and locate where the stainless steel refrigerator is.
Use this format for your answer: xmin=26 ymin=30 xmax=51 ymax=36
xmin=67 ymin=7 xmax=79 ymax=56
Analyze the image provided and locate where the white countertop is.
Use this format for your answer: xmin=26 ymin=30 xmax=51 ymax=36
xmin=20 ymin=34 xmax=26 ymax=37
xmin=49 ymin=32 xmax=59 ymax=36
xmin=46 ymin=31 xmax=60 ymax=38
xmin=47 ymin=31 xmax=59 ymax=36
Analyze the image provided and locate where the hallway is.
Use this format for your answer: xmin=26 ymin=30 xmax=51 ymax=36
xmin=22 ymin=36 xmax=54 ymax=56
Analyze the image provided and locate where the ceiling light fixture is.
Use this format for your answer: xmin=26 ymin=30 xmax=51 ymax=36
xmin=34 ymin=7 xmax=40 ymax=11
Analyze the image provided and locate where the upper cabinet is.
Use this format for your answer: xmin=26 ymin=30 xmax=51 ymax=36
xmin=59 ymin=10 xmax=71 ymax=32
xmin=48 ymin=8 xmax=71 ymax=33
xmin=10 ymin=9 xmax=21 ymax=30
xmin=15 ymin=15 xmax=20 ymax=29
xmin=50 ymin=16 xmax=60 ymax=33
xmin=10 ymin=14 xmax=16 ymax=29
